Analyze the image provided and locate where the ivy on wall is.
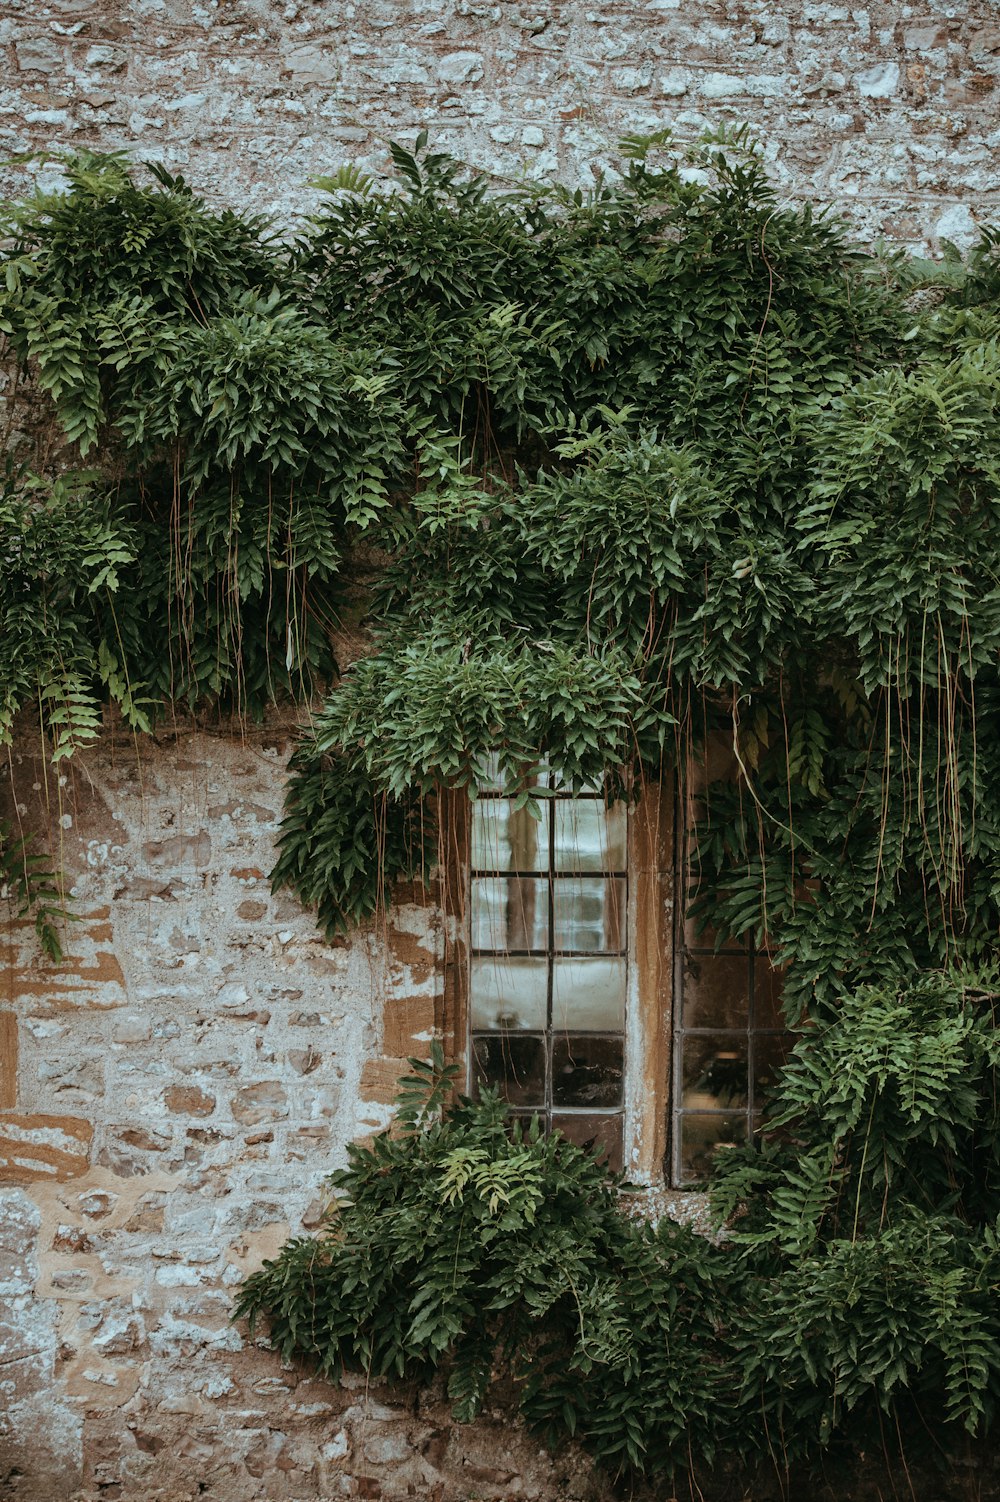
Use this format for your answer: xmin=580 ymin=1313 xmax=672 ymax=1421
xmin=236 ymin=1007 xmax=1000 ymax=1491
xmin=2 ymin=129 xmax=1000 ymax=1485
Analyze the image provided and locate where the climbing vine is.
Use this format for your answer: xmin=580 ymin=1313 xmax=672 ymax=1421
xmin=2 ymin=129 xmax=1000 ymax=1487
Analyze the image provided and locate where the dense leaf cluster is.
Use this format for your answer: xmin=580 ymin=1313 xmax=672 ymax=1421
xmin=237 ymin=1009 xmax=1000 ymax=1489
xmin=235 ymin=1049 xmax=733 ymax=1480
xmin=709 ymin=969 xmax=1000 ymax=1466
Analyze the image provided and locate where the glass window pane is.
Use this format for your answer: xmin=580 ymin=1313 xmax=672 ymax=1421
xmin=552 ymin=1112 xmax=623 ymax=1172
xmin=553 ymin=801 xmax=627 ymax=872
xmin=754 ymin=956 xmax=785 ymax=1030
xmin=472 ymin=877 xmax=548 ymax=951
xmin=552 ymin=1035 xmax=623 ymax=1108
xmin=680 ymin=952 xmax=750 ymax=1030
xmin=682 ymin=892 xmax=736 ymax=953
xmin=552 ymin=877 xmax=626 ymax=953
xmin=677 ymin=1112 xmax=747 ymax=1182
xmin=681 ymin=1035 xmax=748 ymax=1110
xmin=551 ymin=957 xmax=626 ymax=1030
xmin=470 ymin=957 xmax=547 ymax=1030
xmin=754 ymin=1031 xmax=792 ymax=1099
xmin=472 ymin=1033 xmax=545 ymax=1106
xmin=471 ymin=800 xmax=549 ymax=872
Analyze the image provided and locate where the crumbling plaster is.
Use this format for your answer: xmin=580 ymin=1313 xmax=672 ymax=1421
xmin=0 ymin=724 xmax=619 ymax=1499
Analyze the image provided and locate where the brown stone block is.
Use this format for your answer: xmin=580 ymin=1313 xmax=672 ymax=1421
xmin=382 ymin=994 xmax=436 ymax=1057
xmin=0 ymin=1111 xmax=92 ymax=1182
xmin=0 ymin=1011 xmax=17 ymax=1108
xmin=0 ymin=916 xmax=127 ymax=1012
xmin=164 ymin=1085 xmax=216 ymax=1117
xmin=387 ymin=927 xmax=437 ymax=978
xmin=143 ymin=830 xmax=211 ymax=868
xmin=52 ymin=1224 xmax=93 ymax=1253
xmin=232 ymin=1081 xmax=289 ymax=1125
xmin=359 ymin=1057 xmax=411 ymax=1105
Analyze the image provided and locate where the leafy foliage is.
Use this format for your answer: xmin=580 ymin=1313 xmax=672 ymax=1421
xmin=238 ymin=1014 xmax=1000 ymax=1488
xmin=235 ymin=1048 xmax=732 ymax=1479
xmin=4 ymin=133 xmax=1000 ymax=1487
xmin=711 ymin=970 xmax=1000 ymax=1460
xmin=0 ymin=816 xmax=72 ymax=960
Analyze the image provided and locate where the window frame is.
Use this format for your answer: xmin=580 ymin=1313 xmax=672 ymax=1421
xmin=467 ymin=784 xmax=630 ymax=1155
xmin=440 ymin=767 xmax=788 ymax=1187
xmin=439 ymin=776 xmax=674 ymax=1185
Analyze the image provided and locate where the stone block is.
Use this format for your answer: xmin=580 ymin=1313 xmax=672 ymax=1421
xmin=77 ymin=1189 xmax=118 ymax=1220
xmin=382 ymin=993 xmax=436 ymax=1057
xmin=437 ymin=50 xmax=484 ymax=84
xmin=0 ymin=1011 xmax=17 ymax=1107
xmin=143 ymin=830 xmax=211 ymax=868
xmin=363 ymin=1429 xmax=412 ymax=1465
xmin=15 ymin=36 xmax=67 ymax=73
xmin=231 ymin=1081 xmax=289 ymax=1125
xmin=359 ymin=1057 xmax=411 ymax=1105
xmin=854 ymin=61 xmax=900 ymax=97
xmin=164 ymin=1084 xmax=216 ymax=1117
xmin=0 ymin=1112 xmax=92 ymax=1183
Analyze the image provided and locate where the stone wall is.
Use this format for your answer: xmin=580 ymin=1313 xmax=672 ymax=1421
xmin=0 ymin=721 xmax=619 ymax=1500
xmin=3 ymin=3 xmax=1000 ymax=1498
xmin=1 ymin=0 xmax=1000 ymax=246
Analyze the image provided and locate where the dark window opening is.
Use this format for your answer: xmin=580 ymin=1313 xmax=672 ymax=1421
xmin=670 ymin=767 xmax=792 ymax=1184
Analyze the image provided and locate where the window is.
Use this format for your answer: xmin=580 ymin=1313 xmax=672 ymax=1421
xmin=671 ymin=936 xmax=787 ymax=1183
xmin=468 ymin=770 xmax=628 ymax=1170
xmin=670 ymin=750 xmax=791 ymax=1184
xmin=442 ymin=756 xmax=790 ymax=1188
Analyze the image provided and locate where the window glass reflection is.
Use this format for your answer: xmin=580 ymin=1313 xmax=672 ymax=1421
xmin=678 ymin=1113 xmax=746 ymax=1181
xmin=551 ymin=958 xmax=626 ymax=1030
xmin=673 ymin=748 xmax=793 ymax=1184
xmin=680 ymin=952 xmax=751 ymax=1029
xmin=681 ymin=1035 xmax=749 ymax=1110
xmin=470 ymin=790 xmax=626 ymax=1153
xmin=551 ymin=1035 xmax=623 ymax=1108
xmin=472 ymin=1033 xmax=546 ymax=1105
xmin=471 ymin=877 xmax=548 ymax=951
xmin=470 ymin=957 xmax=547 ymax=1030
xmin=754 ymin=957 xmax=786 ymax=1030
xmin=471 ymin=800 xmax=549 ymax=872
xmin=551 ymin=1112 xmax=623 ymax=1172
xmin=553 ymin=801 xmax=627 ymax=872
xmin=754 ymin=1031 xmax=791 ymax=1097
xmin=552 ymin=877 xmax=626 ymax=953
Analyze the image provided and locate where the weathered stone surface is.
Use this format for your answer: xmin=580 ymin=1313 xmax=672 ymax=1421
xmin=0 ymin=1112 xmax=92 ymax=1183
xmin=0 ymin=1010 xmax=17 ymax=1107
xmin=231 ymin=1081 xmax=289 ymax=1125
xmin=0 ymin=0 xmax=995 ymax=249
xmin=163 ymin=1084 xmax=216 ymax=1117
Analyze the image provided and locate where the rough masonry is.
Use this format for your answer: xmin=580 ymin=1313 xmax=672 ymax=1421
xmin=0 ymin=723 xmax=620 ymax=1500
xmin=0 ymin=0 xmax=999 ymax=246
